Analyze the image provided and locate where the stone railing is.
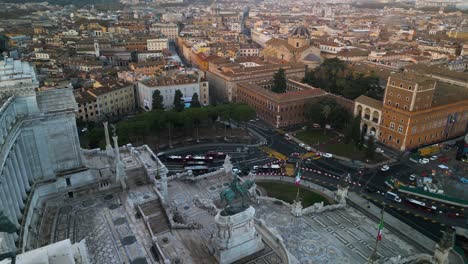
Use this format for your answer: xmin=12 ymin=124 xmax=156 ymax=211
xmin=256 ymin=196 xmax=292 ymax=208
xmin=302 ymin=202 xmax=345 ymax=215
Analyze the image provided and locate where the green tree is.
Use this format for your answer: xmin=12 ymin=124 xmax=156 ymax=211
xmin=272 ymin=68 xmax=287 ymax=93
xmin=232 ymin=104 xmax=256 ymax=126
xmin=152 ymin=90 xmax=164 ymax=110
xmin=365 ymin=136 xmax=376 ymax=159
xmin=173 ymin=89 xmax=184 ymax=112
xmin=190 ymin=92 xmax=201 ymax=108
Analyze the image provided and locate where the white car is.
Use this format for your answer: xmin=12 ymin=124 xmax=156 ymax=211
xmin=419 ymin=158 xmax=429 ymax=164
xmin=322 ymin=153 xmax=333 ymax=158
xmin=430 ymin=155 xmax=438 ymax=161
xmin=299 ymin=143 xmax=305 ymax=148
xmin=409 ymin=174 xmax=417 ymax=181
xmin=375 ymin=148 xmax=384 ymax=153
xmin=313 ymin=123 xmax=321 ymax=128
xmin=381 ymin=165 xmax=390 ymax=171
xmin=305 ymin=146 xmax=312 ymax=151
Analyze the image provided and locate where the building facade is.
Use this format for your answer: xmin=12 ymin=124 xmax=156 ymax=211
xmin=147 ymin=38 xmax=169 ymax=51
xmin=355 ymin=72 xmax=468 ymax=151
xmin=150 ymin=23 xmax=179 ymax=40
xmin=237 ymin=79 xmax=327 ymax=128
xmin=137 ymin=76 xmax=209 ymax=110
xmin=206 ymin=62 xmax=307 ymax=103
xmin=75 ymin=83 xmax=135 ymax=122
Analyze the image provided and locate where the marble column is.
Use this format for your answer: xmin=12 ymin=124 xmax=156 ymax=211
xmin=18 ymin=139 xmax=34 ymax=184
xmin=0 ymin=182 xmax=14 ymax=225
xmin=5 ymin=162 xmax=23 ymax=212
xmin=13 ymin=147 xmax=31 ymax=191
xmin=12 ymin=150 xmax=28 ymax=197
xmin=1 ymin=177 xmax=21 ymax=221
xmin=8 ymin=158 xmax=26 ymax=201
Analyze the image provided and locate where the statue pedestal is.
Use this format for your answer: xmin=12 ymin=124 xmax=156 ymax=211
xmin=211 ymin=206 xmax=264 ymax=264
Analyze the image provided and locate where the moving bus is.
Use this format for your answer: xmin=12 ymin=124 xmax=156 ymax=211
xmin=253 ymin=164 xmax=283 ymax=175
xmin=206 ymin=151 xmax=227 ymax=159
xmin=404 ymin=198 xmax=437 ymax=213
xmin=184 ymin=165 xmax=209 ymax=175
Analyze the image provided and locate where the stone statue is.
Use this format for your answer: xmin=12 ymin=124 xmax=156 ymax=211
xmin=0 ymin=211 xmax=16 ymax=233
xmin=439 ymin=229 xmax=454 ymax=249
xmin=110 ymin=124 xmax=117 ymax=137
xmin=219 ymin=175 xmax=254 ymax=216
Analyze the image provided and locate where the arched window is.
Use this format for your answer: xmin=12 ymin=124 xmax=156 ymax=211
xmin=296 ymin=42 xmax=299 ymax=48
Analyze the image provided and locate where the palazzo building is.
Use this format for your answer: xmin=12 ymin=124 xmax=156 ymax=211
xmin=237 ymin=79 xmax=327 ymax=128
xmin=355 ymin=71 xmax=468 ymax=151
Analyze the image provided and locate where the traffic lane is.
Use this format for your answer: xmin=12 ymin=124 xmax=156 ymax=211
xmin=370 ymin=199 xmax=445 ymax=242
xmin=363 ymin=190 xmax=467 ymax=228
xmin=301 ymin=169 xmax=462 ymax=233
xmin=270 ymin=134 xmax=303 ymax=156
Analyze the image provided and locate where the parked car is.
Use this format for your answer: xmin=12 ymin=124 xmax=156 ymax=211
xmin=313 ymin=123 xmax=320 ymax=128
xmin=305 ymin=146 xmax=312 ymax=151
xmin=460 ymin=177 xmax=468 ymax=184
xmin=430 ymin=155 xmax=438 ymax=161
xmin=419 ymin=158 xmax=430 ymax=164
xmin=381 ymin=165 xmax=390 ymax=171
xmin=299 ymin=143 xmax=305 ymax=148
xmin=322 ymin=153 xmax=333 ymax=158
xmin=375 ymin=148 xmax=384 ymax=153
xmin=409 ymin=174 xmax=417 ymax=181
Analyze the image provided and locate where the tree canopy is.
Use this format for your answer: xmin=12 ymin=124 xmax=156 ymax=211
xmin=152 ymin=90 xmax=164 ymax=110
xmin=305 ymin=98 xmax=351 ymax=130
xmin=303 ymin=58 xmax=383 ymax=100
xmin=173 ymin=89 xmax=185 ymax=112
xmin=190 ymin=92 xmax=201 ymax=108
xmin=84 ymin=103 xmax=256 ymax=148
xmin=272 ymin=68 xmax=287 ymax=93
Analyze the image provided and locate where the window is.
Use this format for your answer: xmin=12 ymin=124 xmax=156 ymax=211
xmin=406 ymin=97 xmax=409 ymax=101
xmin=395 ymin=103 xmax=399 ymax=108
xmin=398 ymin=125 xmax=403 ymax=134
xmin=411 ymin=127 xmax=417 ymax=134
xmin=408 ymin=86 xmax=412 ymax=90
xmin=400 ymin=83 xmax=403 ymax=88
xmin=390 ymin=122 xmax=395 ymax=130
xmin=391 ymin=81 xmax=395 ymax=85
xmin=396 ymin=139 xmax=400 ymax=144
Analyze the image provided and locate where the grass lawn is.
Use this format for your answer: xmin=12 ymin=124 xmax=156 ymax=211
xmin=321 ymin=142 xmax=386 ymax=163
xmin=257 ymin=181 xmax=330 ymax=207
xmin=296 ymin=129 xmax=334 ymax=145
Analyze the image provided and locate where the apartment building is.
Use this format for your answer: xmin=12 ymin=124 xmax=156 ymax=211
xmin=147 ymin=38 xmax=169 ymax=51
xmin=75 ymin=82 xmax=135 ymax=122
xmin=137 ymin=75 xmax=209 ymax=110
xmin=150 ymin=23 xmax=179 ymax=40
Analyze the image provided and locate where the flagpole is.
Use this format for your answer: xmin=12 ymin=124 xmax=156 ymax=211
xmin=295 ymin=162 xmax=301 ymax=202
xmin=368 ymin=203 xmax=385 ymax=264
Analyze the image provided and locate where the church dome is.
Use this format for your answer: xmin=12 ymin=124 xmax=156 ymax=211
xmin=290 ymin=26 xmax=310 ymax=38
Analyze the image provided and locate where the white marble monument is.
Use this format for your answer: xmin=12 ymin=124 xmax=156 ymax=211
xmin=211 ymin=206 xmax=264 ymax=264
